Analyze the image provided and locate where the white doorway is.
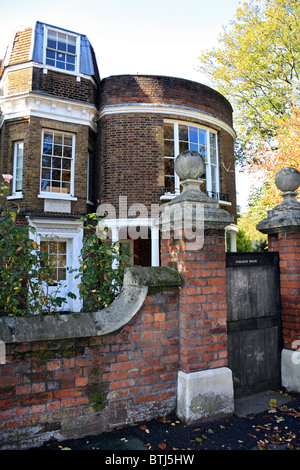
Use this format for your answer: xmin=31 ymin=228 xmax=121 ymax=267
xmin=28 ymin=218 xmax=83 ymax=312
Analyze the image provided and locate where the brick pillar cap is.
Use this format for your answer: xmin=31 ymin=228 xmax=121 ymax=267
xmin=257 ymin=167 xmax=300 ymax=234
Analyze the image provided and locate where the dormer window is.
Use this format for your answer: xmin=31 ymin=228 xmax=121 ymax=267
xmin=45 ymin=27 xmax=78 ymax=72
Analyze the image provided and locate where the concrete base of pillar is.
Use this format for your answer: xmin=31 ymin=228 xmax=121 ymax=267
xmin=176 ymin=367 xmax=234 ymax=424
xmin=281 ymin=348 xmax=300 ymax=393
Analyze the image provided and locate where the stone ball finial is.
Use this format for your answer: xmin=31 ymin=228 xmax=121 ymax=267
xmin=275 ymin=166 xmax=300 ymax=193
xmin=174 ymin=150 xmax=205 ymax=181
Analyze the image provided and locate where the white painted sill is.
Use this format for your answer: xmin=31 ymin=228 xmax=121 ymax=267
xmin=38 ymin=193 xmax=78 ymax=201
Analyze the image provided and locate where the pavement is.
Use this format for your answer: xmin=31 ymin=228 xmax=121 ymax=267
xmin=33 ymin=389 xmax=300 ymax=454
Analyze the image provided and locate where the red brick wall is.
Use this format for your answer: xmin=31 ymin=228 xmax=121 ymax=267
xmin=97 ymin=113 xmax=164 ymax=212
xmin=161 ymin=231 xmax=228 ymax=373
xmin=0 ymin=289 xmax=179 ymax=448
xmin=32 ymin=68 xmax=97 ymax=105
xmin=268 ymin=232 xmax=300 ymax=350
xmin=99 ymin=75 xmax=233 ymax=127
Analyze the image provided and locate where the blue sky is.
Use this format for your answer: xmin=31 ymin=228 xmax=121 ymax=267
xmin=0 ymin=0 xmax=251 ymax=209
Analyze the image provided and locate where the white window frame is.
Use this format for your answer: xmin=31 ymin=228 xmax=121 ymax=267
xmin=87 ymin=152 xmax=94 ymax=205
xmin=8 ymin=141 xmax=24 ymax=200
xmin=43 ymin=26 xmax=80 ymax=75
xmin=163 ymin=120 xmax=220 ymax=197
xmin=38 ymin=129 xmax=76 ymax=200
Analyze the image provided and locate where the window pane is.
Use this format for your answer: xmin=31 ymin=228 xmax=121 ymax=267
xmin=54 ymin=145 xmax=62 ymax=156
xmin=164 ymin=158 xmax=174 ymax=175
xmin=42 ymin=156 xmax=51 ymax=167
xmin=179 ymin=141 xmax=188 ymax=153
xmin=52 ymin=157 xmax=61 ymax=169
xmin=16 ymin=180 xmax=22 ymax=191
xmin=189 ymin=127 xmax=198 ymax=143
xmin=61 ymin=182 xmax=70 ymax=194
xmin=41 ymin=180 xmax=50 ymax=191
xmin=62 ymin=158 xmax=71 ymax=169
xmin=164 ymin=140 xmax=174 ymax=157
xmin=210 ymin=148 xmax=217 ymax=165
xmin=52 ymin=181 xmax=61 ymax=192
xmin=66 ymin=63 xmax=75 ymax=71
xmin=46 ymin=58 xmax=55 ymax=66
xmin=198 ymin=130 xmax=206 ymax=146
xmin=210 ymin=132 xmax=217 ymax=149
xmin=67 ymin=44 xmax=76 ymax=54
xmin=54 ymin=134 xmax=63 ymax=145
xmin=63 ymin=146 xmax=72 ymax=158
xmin=57 ymin=33 xmax=67 ymax=52
xmin=42 ymin=168 xmax=51 ymax=180
xmin=47 ymin=38 xmax=57 ymax=49
xmin=44 ymin=133 xmax=53 ymax=144
xmin=56 ymin=61 xmax=65 ymax=70
xmin=164 ymin=176 xmax=175 ymax=192
xmin=190 ymin=143 xmax=198 ymax=152
xmin=67 ymin=55 xmax=75 ymax=64
xmin=179 ymin=125 xmax=188 ymax=141
xmin=49 ymin=241 xmax=57 ymax=254
xmin=58 ymin=268 xmax=66 ymax=281
xmin=164 ymin=123 xmax=174 ymax=140
xmin=62 ymin=170 xmax=71 ymax=182
xmin=46 ymin=50 xmax=55 ymax=60
xmin=64 ymin=135 xmax=73 ymax=147
xmin=58 ymin=242 xmax=66 ymax=254
xmin=43 ymin=143 xmax=52 ymax=155
xmin=58 ymin=254 xmax=66 ymax=267
xmin=52 ymin=169 xmax=61 ymax=181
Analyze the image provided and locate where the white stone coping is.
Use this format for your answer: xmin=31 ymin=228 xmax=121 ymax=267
xmin=0 ymin=267 xmax=182 ymax=344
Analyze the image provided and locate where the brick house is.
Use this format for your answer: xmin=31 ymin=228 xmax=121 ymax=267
xmin=0 ymin=21 xmax=237 ymax=313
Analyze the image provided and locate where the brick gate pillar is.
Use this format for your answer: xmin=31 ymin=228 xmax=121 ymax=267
xmin=157 ymin=150 xmax=234 ymax=423
xmin=257 ymin=166 xmax=300 ymax=393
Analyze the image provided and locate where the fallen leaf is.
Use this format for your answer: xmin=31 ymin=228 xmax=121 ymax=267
xmin=158 ymin=443 xmax=167 ymax=450
xmin=269 ymin=399 xmax=277 ymax=408
xmin=140 ymin=424 xmax=150 ymax=433
xmin=159 ymin=418 xmax=171 ymax=424
xmin=257 ymin=440 xmax=270 ymax=450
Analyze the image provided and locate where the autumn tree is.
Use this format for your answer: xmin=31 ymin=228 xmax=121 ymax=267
xmin=199 ymin=0 xmax=300 ymax=163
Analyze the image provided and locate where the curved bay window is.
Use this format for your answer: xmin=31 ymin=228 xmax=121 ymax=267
xmin=163 ymin=121 xmax=219 ymax=196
